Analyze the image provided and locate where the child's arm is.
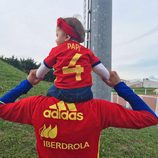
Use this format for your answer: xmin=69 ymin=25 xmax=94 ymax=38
xmin=36 ymin=62 xmax=50 ymax=79
xmin=89 ymin=50 xmax=110 ymax=81
xmin=36 ymin=47 xmax=56 ymax=79
xmin=93 ymin=63 xmax=110 ymax=81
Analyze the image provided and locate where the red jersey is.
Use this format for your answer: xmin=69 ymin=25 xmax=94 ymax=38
xmin=0 ymin=96 xmax=157 ymax=158
xmin=44 ymin=41 xmax=100 ymax=89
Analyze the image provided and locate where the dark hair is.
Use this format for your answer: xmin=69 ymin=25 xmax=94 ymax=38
xmin=63 ymin=17 xmax=85 ymax=43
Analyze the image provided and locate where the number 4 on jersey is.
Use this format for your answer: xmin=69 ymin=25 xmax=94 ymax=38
xmin=62 ymin=53 xmax=84 ymax=81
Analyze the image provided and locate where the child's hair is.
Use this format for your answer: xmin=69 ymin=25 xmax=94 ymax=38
xmin=63 ymin=17 xmax=85 ymax=43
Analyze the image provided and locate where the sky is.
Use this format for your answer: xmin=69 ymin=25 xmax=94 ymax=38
xmin=0 ymin=0 xmax=158 ymax=80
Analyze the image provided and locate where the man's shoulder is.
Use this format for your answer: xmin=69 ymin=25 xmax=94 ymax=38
xmin=77 ymin=98 xmax=110 ymax=106
xmin=19 ymin=95 xmax=59 ymax=104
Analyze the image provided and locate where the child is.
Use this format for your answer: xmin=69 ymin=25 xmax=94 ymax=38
xmin=36 ymin=17 xmax=110 ymax=102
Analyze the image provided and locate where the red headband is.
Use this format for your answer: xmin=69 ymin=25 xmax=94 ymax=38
xmin=57 ymin=17 xmax=80 ymax=39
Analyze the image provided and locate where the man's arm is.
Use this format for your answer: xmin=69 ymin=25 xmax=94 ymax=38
xmin=114 ymin=82 xmax=158 ymax=118
xmin=0 ymin=69 xmax=41 ymax=104
xmin=99 ymin=99 xmax=158 ymax=129
xmin=0 ymin=96 xmax=39 ymax=125
xmin=0 ymin=80 xmax=33 ymax=104
xmin=106 ymin=71 xmax=158 ymax=118
xmin=99 ymin=71 xmax=158 ymax=129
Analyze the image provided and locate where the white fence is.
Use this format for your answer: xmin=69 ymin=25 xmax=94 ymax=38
xmin=111 ymin=93 xmax=158 ymax=116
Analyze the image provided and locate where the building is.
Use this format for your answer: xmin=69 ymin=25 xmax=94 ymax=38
xmin=143 ymin=78 xmax=158 ymax=88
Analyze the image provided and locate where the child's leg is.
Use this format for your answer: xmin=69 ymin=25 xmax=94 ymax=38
xmin=47 ymin=85 xmax=61 ymax=99
xmin=0 ymin=80 xmax=32 ymax=104
xmin=60 ymin=86 xmax=93 ymax=103
xmin=47 ymin=85 xmax=93 ymax=103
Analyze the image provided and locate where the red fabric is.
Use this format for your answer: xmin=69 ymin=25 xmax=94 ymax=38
xmin=0 ymin=96 xmax=158 ymax=158
xmin=57 ymin=17 xmax=80 ymax=39
xmin=44 ymin=40 xmax=100 ymax=89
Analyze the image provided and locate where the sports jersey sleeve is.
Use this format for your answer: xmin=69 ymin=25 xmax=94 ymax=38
xmin=0 ymin=96 xmax=38 ymax=125
xmin=97 ymin=82 xmax=158 ymax=129
xmin=44 ymin=48 xmax=57 ymax=68
xmin=93 ymin=63 xmax=110 ymax=80
xmin=99 ymin=100 xmax=158 ymax=129
xmin=89 ymin=51 xmax=101 ymax=67
xmin=0 ymin=80 xmax=33 ymax=104
xmin=36 ymin=62 xmax=50 ymax=79
xmin=114 ymin=82 xmax=158 ymax=118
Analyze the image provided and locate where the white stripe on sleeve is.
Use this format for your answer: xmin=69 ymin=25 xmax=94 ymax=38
xmin=93 ymin=63 xmax=110 ymax=80
xmin=36 ymin=62 xmax=50 ymax=79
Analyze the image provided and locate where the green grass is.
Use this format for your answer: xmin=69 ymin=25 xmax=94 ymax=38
xmin=0 ymin=60 xmax=51 ymax=97
xmin=100 ymin=127 xmax=158 ymax=158
xmin=0 ymin=59 xmax=158 ymax=158
xmin=132 ymin=87 xmax=156 ymax=95
xmin=112 ymin=87 xmax=156 ymax=95
xmin=0 ymin=59 xmax=51 ymax=157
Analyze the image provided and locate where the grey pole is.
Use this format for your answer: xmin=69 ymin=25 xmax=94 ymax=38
xmin=91 ymin=0 xmax=112 ymax=100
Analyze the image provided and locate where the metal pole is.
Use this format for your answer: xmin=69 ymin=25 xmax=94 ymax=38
xmin=84 ymin=0 xmax=92 ymax=48
xmin=91 ymin=0 xmax=112 ymax=100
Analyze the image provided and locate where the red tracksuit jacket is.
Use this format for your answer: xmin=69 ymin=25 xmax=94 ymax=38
xmin=0 ymin=96 xmax=158 ymax=158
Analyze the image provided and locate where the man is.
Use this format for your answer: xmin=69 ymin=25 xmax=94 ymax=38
xmin=0 ymin=70 xmax=157 ymax=158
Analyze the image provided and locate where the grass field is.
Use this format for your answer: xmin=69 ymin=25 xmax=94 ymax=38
xmin=0 ymin=59 xmax=158 ymax=158
xmin=112 ymin=87 xmax=156 ymax=95
xmin=132 ymin=87 xmax=156 ymax=95
xmin=0 ymin=60 xmax=51 ymax=157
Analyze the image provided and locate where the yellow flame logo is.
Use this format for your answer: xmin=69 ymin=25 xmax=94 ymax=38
xmin=40 ymin=124 xmax=57 ymax=139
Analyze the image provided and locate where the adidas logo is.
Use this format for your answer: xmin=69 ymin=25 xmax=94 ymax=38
xmin=43 ymin=101 xmax=83 ymax=121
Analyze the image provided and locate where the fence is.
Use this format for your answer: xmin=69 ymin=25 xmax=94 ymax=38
xmin=132 ymin=88 xmax=157 ymax=95
xmin=112 ymin=93 xmax=158 ymax=116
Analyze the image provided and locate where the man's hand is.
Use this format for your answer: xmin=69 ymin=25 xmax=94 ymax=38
xmin=27 ymin=69 xmax=42 ymax=85
xmin=104 ymin=71 xmax=121 ymax=87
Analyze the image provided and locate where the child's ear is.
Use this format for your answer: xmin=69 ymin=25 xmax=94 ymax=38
xmin=65 ymin=35 xmax=71 ymax=41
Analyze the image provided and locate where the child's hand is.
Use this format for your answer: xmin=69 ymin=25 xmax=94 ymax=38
xmin=27 ymin=69 xmax=42 ymax=85
xmin=103 ymin=71 xmax=121 ymax=87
